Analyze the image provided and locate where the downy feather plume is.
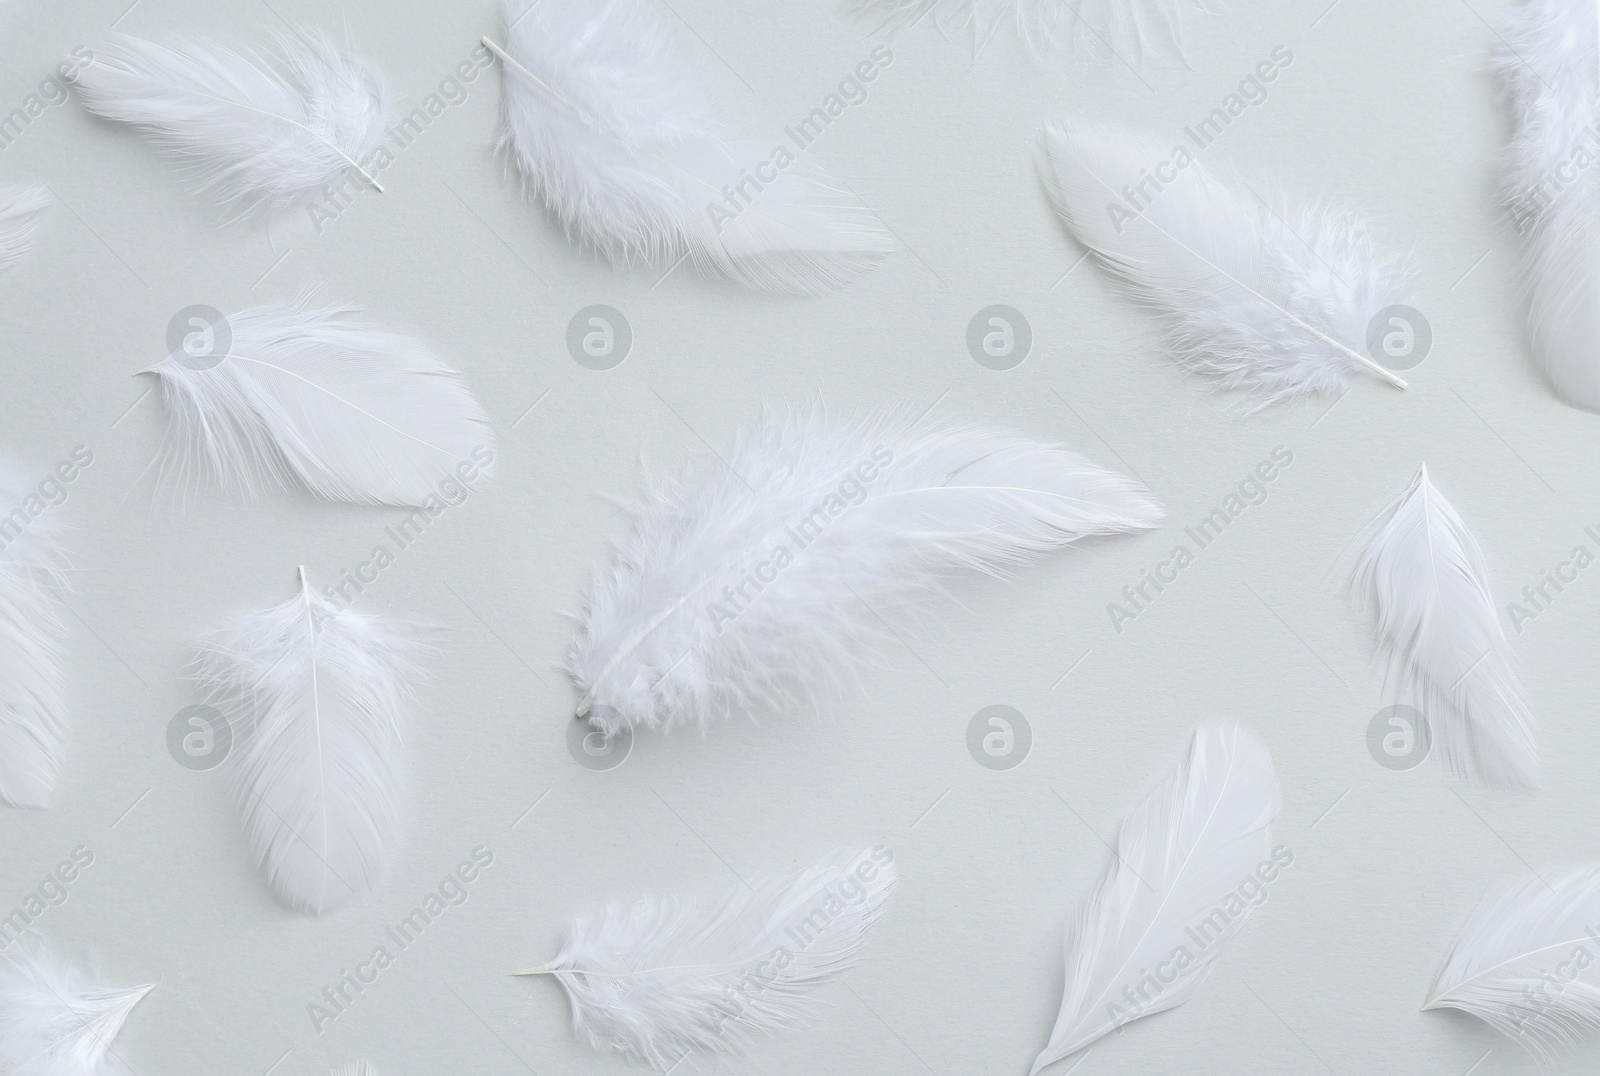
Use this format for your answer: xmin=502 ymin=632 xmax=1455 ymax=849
xmin=144 ymin=300 xmax=494 ymax=507
xmin=568 ymin=409 xmax=1164 ymax=736
xmin=517 ymin=847 xmax=896 ymax=1067
xmin=0 ymin=460 xmax=70 ymax=809
xmin=489 ymin=0 xmax=893 ymax=295
xmin=69 ymin=31 xmax=389 ymax=225
xmin=0 ymin=186 xmax=51 ymax=277
xmin=0 ymin=936 xmax=155 ymax=1076
xmin=1426 ymin=865 xmax=1600 ymax=1063
xmin=1033 ymin=722 xmax=1280 ymax=1073
xmin=192 ymin=568 xmax=427 ymax=916
xmin=1354 ymin=465 xmax=1537 ymax=788
xmin=849 ymin=0 xmax=1203 ymax=57
xmin=1038 ymin=122 xmax=1411 ymax=406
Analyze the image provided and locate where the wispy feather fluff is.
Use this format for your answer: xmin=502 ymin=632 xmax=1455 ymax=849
xmin=69 ymin=31 xmax=389 ymax=225
xmin=193 ymin=569 xmax=426 ymax=916
xmin=491 ymin=0 xmax=892 ymax=295
xmin=568 ymin=409 xmax=1163 ymax=736
xmin=0 ymin=936 xmax=155 ymax=1076
xmin=1426 ymin=865 xmax=1600 ymax=1063
xmin=1033 ymin=723 xmax=1280 ymax=1073
xmin=519 ymin=847 xmax=896 ymax=1067
xmin=1354 ymin=465 xmax=1537 ymax=788
xmin=145 ymin=300 xmax=494 ymax=507
xmin=1039 ymin=123 xmax=1410 ymax=406
xmin=0 ymin=186 xmax=50 ymax=277
xmin=850 ymin=0 xmax=1202 ymax=56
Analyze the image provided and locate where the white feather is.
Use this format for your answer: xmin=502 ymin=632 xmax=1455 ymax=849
xmin=849 ymin=0 xmax=1202 ymax=56
xmin=329 ymin=1065 xmax=378 ymax=1076
xmin=1038 ymin=122 xmax=1410 ymax=406
xmin=568 ymin=408 xmax=1164 ymax=736
xmin=192 ymin=569 xmax=426 ymax=916
xmin=1032 ymin=723 xmax=1280 ymax=1073
xmin=519 ymin=847 xmax=896 ymax=1067
xmin=491 ymin=0 xmax=893 ymax=295
xmin=1426 ymin=865 xmax=1600 ymax=1063
xmin=0 ymin=461 xmax=69 ymax=810
xmin=69 ymin=31 xmax=389 ymax=225
xmin=0 ymin=936 xmax=155 ymax=1076
xmin=1354 ymin=465 xmax=1537 ymax=788
xmin=145 ymin=300 xmax=495 ymax=507
xmin=0 ymin=185 xmax=50 ymax=277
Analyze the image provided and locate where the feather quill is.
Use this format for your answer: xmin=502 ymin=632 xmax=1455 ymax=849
xmin=518 ymin=847 xmax=896 ymax=1067
xmin=1354 ymin=465 xmax=1537 ymax=788
xmin=192 ymin=568 xmax=426 ymax=916
xmin=568 ymin=409 xmax=1164 ymax=736
xmin=144 ymin=300 xmax=494 ymax=507
xmin=1033 ymin=722 xmax=1280 ymax=1073
xmin=850 ymin=0 xmax=1201 ymax=56
xmin=0 ymin=936 xmax=155 ymax=1076
xmin=489 ymin=0 xmax=893 ymax=295
xmin=0 ymin=186 xmax=50 ymax=277
xmin=1038 ymin=122 xmax=1410 ymax=406
xmin=69 ymin=31 xmax=388 ymax=224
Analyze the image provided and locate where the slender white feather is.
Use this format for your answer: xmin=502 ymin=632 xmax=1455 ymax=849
xmin=0 ymin=186 xmax=50 ymax=277
xmin=69 ymin=31 xmax=389 ymax=224
xmin=519 ymin=847 xmax=896 ymax=1067
xmin=0 ymin=936 xmax=155 ymax=1076
xmin=1354 ymin=465 xmax=1537 ymax=788
xmin=145 ymin=301 xmax=495 ymax=507
xmin=1033 ymin=723 xmax=1280 ymax=1073
xmin=193 ymin=569 xmax=426 ymax=916
xmin=1038 ymin=122 xmax=1410 ymax=406
xmin=0 ymin=461 xmax=69 ymax=809
xmin=490 ymin=0 xmax=893 ymax=295
xmin=568 ymin=409 xmax=1164 ymax=736
xmin=849 ymin=0 xmax=1203 ymax=56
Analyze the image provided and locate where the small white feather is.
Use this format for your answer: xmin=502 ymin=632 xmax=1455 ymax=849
xmin=849 ymin=0 xmax=1202 ymax=56
xmin=0 ymin=936 xmax=155 ymax=1076
xmin=329 ymin=1064 xmax=378 ymax=1076
xmin=0 ymin=185 xmax=51 ymax=277
xmin=1033 ymin=723 xmax=1280 ymax=1072
xmin=520 ymin=847 xmax=896 ymax=1067
xmin=1354 ymin=465 xmax=1537 ymax=788
xmin=568 ymin=408 xmax=1164 ymax=736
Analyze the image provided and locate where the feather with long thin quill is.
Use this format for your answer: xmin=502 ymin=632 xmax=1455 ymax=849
xmin=568 ymin=408 xmax=1164 ymax=736
xmin=0 ymin=935 xmax=155 ymax=1076
xmin=1354 ymin=465 xmax=1537 ymax=788
xmin=516 ymin=847 xmax=896 ymax=1067
xmin=192 ymin=568 xmax=426 ymax=916
xmin=849 ymin=0 xmax=1202 ymax=56
xmin=1038 ymin=122 xmax=1410 ymax=406
xmin=1032 ymin=722 xmax=1280 ymax=1073
xmin=68 ymin=31 xmax=388 ymax=225
xmin=0 ymin=185 xmax=50 ymax=277
xmin=488 ymin=0 xmax=893 ymax=295
xmin=143 ymin=300 xmax=495 ymax=507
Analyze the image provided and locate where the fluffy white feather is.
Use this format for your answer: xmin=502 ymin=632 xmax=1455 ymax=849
xmin=0 ymin=185 xmax=51 ymax=277
xmin=490 ymin=0 xmax=892 ymax=295
xmin=1033 ymin=723 xmax=1280 ymax=1073
xmin=1354 ymin=465 xmax=1537 ymax=788
xmin=1039 ymin=122 xmax=1410 ymax=406
xmin=193 ymin=568 xmax=426 ymax=916
xmin=69 ymin=31 xmax=389 ymax=224
xmin=0 ymin=936 xmax=154 ymax=1076
xmin=1426 ymin=865 xmax=1600 ymax=1063
xmin=145 ymin=300 xmax=495 ymax=507
xmin=0 ymin=461 xmax=69 ymax=809
xmin=519 ymin=847 xmax=896 ymax=1067
xmin=330 ymin=1065 xmax=377 ymax=1076
xmin=568 ymin=408 xmax=1164 ymax=736
xmin=849 ymin=0 xmax=1202 ymax=56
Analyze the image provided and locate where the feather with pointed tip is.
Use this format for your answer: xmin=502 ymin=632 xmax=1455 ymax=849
xmin=69 ymin=31 xmax=389 ymax=225
xmin=1354 ymin=465 xmax=1537 ymax=788
xmin=490 ymin=0 xmax=892 ymax=295
xmin=518 ymin=847 xmax=896 ymax=1067
xmin=144 ymin=301 xmax=494 ymax=507
xmin=849 ymin=0 xmax=1202 ymax=56
xmin=0 ymin=935 xmax=155 ymax=1076
xmin=1032 ymin=722 xmax=1280 ymax=1073
xmin=1038 ymin=122 xmax=1411 ymax=406
xmin=0 ymin=186 xmax=50 ymax=277
xmin=192 ymin=569 xmax=427 ymax=916
xmin=568 ymin=409 xmax=1163 ymax=736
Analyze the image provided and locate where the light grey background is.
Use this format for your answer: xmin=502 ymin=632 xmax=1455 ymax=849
xmin=0 ymin=0 xmax=1590 ymax=1073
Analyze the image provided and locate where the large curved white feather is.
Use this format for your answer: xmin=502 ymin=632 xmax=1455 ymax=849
xmin=850 ymin=0 xmax=1200 ymax=55
xmin=0 ymin=186 xmax=51 ymax=277
xmin=69 ymin=31 xmax=389 ymax=225
xmin=146 ymin=302 xmax=495 ymax=507
xmin=520 ymin=847 xmax=896 ymax=1067
xmin=1033 ymin=723 xmax=1280 ymax=1073
xmin=1038 ymin=123 xmax=1410 ymax=406
xmin=568 ymin=409 xmax=1164 ymax=736
xmin=493 ymin=0 xmax=893 ymax=295
xmin=193 ymin=570 xmax=426 ymax=916
xmin=1354 ymin=465 xmax=1537 ymax=788
xmin=0 ymin=936 xmax=155 ymax=1076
